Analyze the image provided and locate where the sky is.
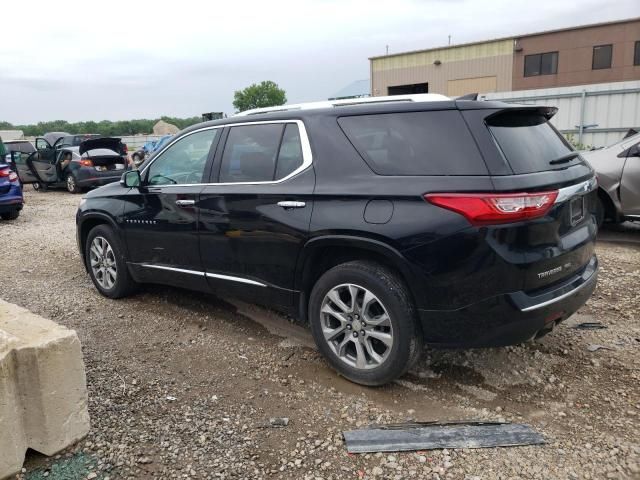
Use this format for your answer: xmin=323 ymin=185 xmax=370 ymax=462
xmin=1 ymin=0 xmax=638 ymax=124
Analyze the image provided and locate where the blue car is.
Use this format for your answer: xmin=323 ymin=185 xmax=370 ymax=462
xmin=0 ymin=162 xmax=23 ymax=220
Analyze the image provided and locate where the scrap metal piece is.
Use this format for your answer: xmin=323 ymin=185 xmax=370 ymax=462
xmin=573 ymin=322 xmax=607 ymax=330
xmin=587 ymin=344 xmax=613 ymax=352
xmin=343 ymin=421 xmax=544 ymax=453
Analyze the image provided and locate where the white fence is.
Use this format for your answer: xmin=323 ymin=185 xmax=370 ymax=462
xmin=119 ymin=135 xmax=164 ymax=150
xmin=480 ymin=81 xmax=640 ymax=148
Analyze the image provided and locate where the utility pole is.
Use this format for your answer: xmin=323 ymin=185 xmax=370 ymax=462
xmin=386 ymin=45 xmax=389 ymax=55
xmin=448 ymin=35 xmax=451 ymax=45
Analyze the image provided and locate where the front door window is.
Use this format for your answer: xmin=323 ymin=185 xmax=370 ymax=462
xmin=145 ymin=130 xmax=218 ymax=185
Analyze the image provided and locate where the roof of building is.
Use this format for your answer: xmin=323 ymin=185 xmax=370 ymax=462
xmin=369 ymin=16 xmax=640 ymax=61
xmin=329 ymin=79 xmax=371 ymax=100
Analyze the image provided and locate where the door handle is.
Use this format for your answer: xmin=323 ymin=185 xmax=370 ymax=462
xmin=277 ymin=201 xmax=306 ymax=209
xmin=175 ymin=199 xmax=196 ymax=207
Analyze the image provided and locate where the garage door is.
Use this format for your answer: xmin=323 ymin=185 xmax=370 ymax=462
xmin=447 ymin=76 xmax=497 ymax=97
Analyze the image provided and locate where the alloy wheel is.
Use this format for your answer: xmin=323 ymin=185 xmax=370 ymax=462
xmin=67 ymin=175 xmax=76 ymax=192
xmin=320 ymin=283 xmax=394 ymax=370
xmin=89 ymin=236 xmax=117 ymax=290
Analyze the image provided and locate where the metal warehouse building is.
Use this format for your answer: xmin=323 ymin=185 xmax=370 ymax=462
xmin=370 ymin=17 xmax=640 ymax=97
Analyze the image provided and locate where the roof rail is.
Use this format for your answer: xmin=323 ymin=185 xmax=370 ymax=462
xmin=234 ymin=93 xmax=450 ymax=116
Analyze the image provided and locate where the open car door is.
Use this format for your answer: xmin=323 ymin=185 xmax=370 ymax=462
xmin=15 ymin=138 xmax=59 ymax=184
xmin=620 ymin=142 xmax=640 ymax=216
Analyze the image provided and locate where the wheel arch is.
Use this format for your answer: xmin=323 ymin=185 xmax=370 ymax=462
xmin=78 ymin=213 xmax=120 ymax=270
xmin=295 ymin=235 xmax=418 ymax=323
xmin=597 ymin=186 xmax=620 ymax=222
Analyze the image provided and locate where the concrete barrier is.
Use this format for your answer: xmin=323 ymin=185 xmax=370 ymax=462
xmin=0 ymin=300 xmax=90 ymax=479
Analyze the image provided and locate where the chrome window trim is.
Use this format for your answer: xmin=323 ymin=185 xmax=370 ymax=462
xmin=554 ymin=177 xmax=597 ymax=204
xmin=137 ymin=263 xmax=266 ymax=287
xmin=139 ymin=119 xmax=312 ymax=187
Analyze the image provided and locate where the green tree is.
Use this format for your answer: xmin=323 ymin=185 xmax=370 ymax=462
xmin=233 ymin=80 xmax=287 ymax=113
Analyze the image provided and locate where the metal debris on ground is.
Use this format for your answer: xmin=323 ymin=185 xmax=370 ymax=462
xmin=587 ymin=344 xmax=614 ymax=352
xmin=268 ymin=417 xmax=289 ymax=427
xmin=573 ymin=322 xmax=607 ymax=330
xmin=343 ymin=421 xmax=545 ymax=453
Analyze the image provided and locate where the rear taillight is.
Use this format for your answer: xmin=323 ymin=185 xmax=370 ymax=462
xmin=424 ymin=191 xmax=558 ymax=226
xmin=0 ymin=169 xmax=18 ymax=182
xmin=80 ymin=159 xmax=93 ymax=167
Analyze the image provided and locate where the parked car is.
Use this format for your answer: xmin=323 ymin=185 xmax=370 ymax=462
xmin=76 ymin=94 xmax=598 ymax=386
xmin=581 ymin=132 xmax=640 ymax=226
xmin=0 ymin=140 xmax=23 ymax=220
xmin=131 ymin=135 xmax=173 ymax=167
xmin=3 ymin=140 xmax=36 ymax=172
xmin=15 ymin=137 xmax=127 ymax=193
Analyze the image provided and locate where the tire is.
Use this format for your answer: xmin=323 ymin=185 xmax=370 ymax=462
xmin=308 ymin=261 xmax=423 ymax=386
xmin=33 ymin=182 xmax=47 ymax=192
xmin=1 ymin=210 xmax=20 ymax=220
xmin=595 ymin=196 xmax=605 ymax=229
xmin=85 ymin=225 xmax=137 ymax=298
xmin=66 ymin=173 xmax=81 ymax=193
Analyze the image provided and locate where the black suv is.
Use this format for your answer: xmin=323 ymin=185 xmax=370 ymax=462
xmin=76 ymin=95 xmax=598 ymax=386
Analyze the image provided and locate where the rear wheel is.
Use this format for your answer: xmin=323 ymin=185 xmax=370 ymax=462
xmin=32 ymin=182 xmax=47 ymax=192
xmin=1 ymin=210 xmax=20 ymax=220
xmin=66 ymin=173 xmax=81 ymax=193
xmin=309 ymin=261 xmax=423 ymax=386
xmin=85 ymin=225 xmax=137 ymax=298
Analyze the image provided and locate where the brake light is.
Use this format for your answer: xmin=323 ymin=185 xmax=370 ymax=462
xmin=0 ymin=169 xmax=18 ymax=182
xmin=80 ymin=159 xmax=93 ymax=167
xmin=424 ymin=191 xmax=558 ymax=226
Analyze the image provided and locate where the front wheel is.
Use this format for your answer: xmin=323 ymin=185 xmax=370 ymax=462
xmin=85 ymin=225 xmax=137 ymax=298
xmin=309 ymin=261 xmax=423 ymax=386
xmin=66 ymin=173 xmax=81 ymax=193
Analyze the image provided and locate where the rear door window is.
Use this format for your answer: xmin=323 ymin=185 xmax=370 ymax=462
xmin=338 ymin=111 xmax=487 ymax=175
xmin=219 ymin=123 xmax=305 ymax=183
xmin=487 ymin=111 xmax=577 ymax=174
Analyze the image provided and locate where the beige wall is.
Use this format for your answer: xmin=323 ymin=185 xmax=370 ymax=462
xmin=513 ymin=20 xmax=640 ymax=90
xmin=447 ymin=76 xmax=498 ymax=96
xmin=371 ymin=39 xmax=513 ymax=96
xmin=372 ymin=54 xmax=513 ymax=97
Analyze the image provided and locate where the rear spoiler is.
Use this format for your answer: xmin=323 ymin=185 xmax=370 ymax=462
xmin=483 ymin=105 xmax=558 ymax=122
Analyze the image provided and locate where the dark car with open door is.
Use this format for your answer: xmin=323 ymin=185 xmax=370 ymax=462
xmin=15 ymin=137 xmax=127 ymax=193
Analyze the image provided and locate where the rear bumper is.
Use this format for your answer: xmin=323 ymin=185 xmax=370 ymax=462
xmin=75 ymin=170 xmax=123 ymax=187
xmin=0 ymin=185 xmax=24 ymax=212
xmin=419 ymin=255 xmax=598 ymax=348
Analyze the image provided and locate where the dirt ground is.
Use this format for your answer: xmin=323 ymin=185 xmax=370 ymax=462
xmin=2 ymin=189 xmax=639 ymax=480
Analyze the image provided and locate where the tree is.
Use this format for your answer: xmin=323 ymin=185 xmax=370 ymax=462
xmin=233 ymin=80 xmax=287 ymax=113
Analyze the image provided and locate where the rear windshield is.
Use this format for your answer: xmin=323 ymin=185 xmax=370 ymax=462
xmin=338 ymin=111 xmax=487 ymax=176
xmin=487 ymin=111 xmax=576 ymax=174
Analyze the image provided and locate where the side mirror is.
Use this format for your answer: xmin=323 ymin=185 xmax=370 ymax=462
xmin=121 ymin=170 xmax=141 ymax=188
xmin=35 ymin=138 xmax=51 ymax=150
xmin=629 ymin=144 xmax=640 ymax=157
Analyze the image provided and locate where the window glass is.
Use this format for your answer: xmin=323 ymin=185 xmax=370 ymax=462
xmin=540 ymin=52 xmax=558 ymax=75
xmin=219 ymin=124 xmax=284 ymax=183
xmin=634 ymin=41 xmax=640 ymax=66
xmin=524 ymin=52 xmax=558 ymax=76
xmin=487 ymin=112 xmax=577 ymax=174
xmin=338 ymin=111 xmax=487 ymax=176
xmin=146 ymin=129 xmax=217 ymax=185
xmin=275 ymin=124 xmax=304 ymax=180
xmin=524 ymin=54 xmax=541 ymax=77
xmin=592 ymin=44 xmax=612 ymax=70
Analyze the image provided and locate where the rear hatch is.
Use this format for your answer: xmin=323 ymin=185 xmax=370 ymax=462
xmin=461 ymin=104 xmax=597 ymax=292
xmin=80 ymin=141 xmax=126 ymax=171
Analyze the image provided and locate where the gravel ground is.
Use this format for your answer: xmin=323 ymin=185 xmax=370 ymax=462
xmin=2 ymin=189 xmax=639 ymax=480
